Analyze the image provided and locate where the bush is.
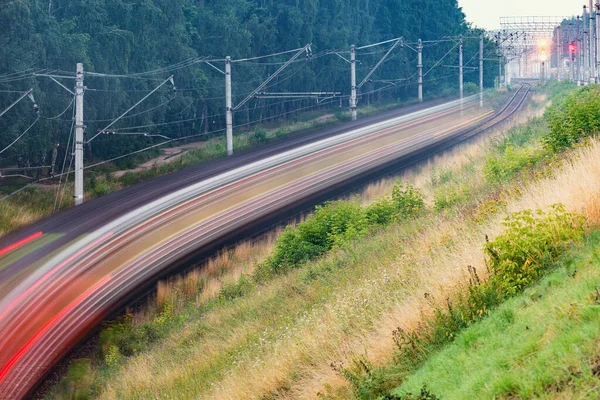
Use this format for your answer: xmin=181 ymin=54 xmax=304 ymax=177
xmin=365 ymin=197 xmax=397 ymax=226
xmin=544 ymin=85 xmax=600 ymax=152
xmin=335 ymin=110 xmax=352 ymax=122
xmin=485 ymin=204 xmax=585 ymax=296
xmin=249 ymin=128 xmax=268 ymax=146
xmin=341 ymin=205 xmax=585 ymax=398
xmin=257 ymin=201 xmax=369 ymax=278
xmin=483 ymin=143 xmax=546 ymax=184
xmin=220 ymin=275 xmax=254 ymax=300
xmin=54 ymin=359 xmax=95 ymax=400
xmin=274 ymin=127 xmax=290 ymax=138
xmin=256 ymin=184 xmax=425 ymax=280
xmin=391 ymin=184 xmax=425 ymax=218
xmin=463 ymin=82 xmax=478 ymax=96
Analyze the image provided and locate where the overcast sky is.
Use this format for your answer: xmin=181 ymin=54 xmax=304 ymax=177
xmin=458 ymin=0 xmax=580 ymax=30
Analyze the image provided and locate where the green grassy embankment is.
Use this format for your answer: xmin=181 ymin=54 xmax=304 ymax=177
xmin=338 ymin=83 xmax=600 ymax=399
xmin=395 ymin=230 xmax=600 ymax=399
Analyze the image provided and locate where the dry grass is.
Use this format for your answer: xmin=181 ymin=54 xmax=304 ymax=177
xmin=93 ymin=96 xmax=581 ymax=399
xmin=358 ymin=98 xmax=546 ymax=206
xmin=209 ymin=140 xmax=600 ymax=400
xmin=133 ymin=227 xmax=284 ymax=325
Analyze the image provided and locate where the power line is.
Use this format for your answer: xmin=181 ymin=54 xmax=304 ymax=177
xmin=54 ymin=106 xmax=76 ymax=212
xmin=41 ymin=96 xmax=75 ymax=120
xmin=0 ymin=117 xmax=40 ymax=155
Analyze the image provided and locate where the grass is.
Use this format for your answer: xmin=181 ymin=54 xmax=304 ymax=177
xmin=42 ymin=83 xmax=580 ymax=399
xmin=395 ymin=229 xmax=600 ymax=399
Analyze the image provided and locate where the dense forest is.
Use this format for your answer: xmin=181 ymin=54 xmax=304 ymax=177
xmin=0 ymin=0 xmax=496 ymax=171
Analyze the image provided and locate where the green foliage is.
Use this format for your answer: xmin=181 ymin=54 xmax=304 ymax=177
xmin=334 ymin=111 xmax=352 ymax=122
xmin=483 ymin=143 xmax=546 ymax=184
xmin=274 ymin=127 xmax=291 ymax=138
xmin=53 ymin=359 xmax=95 ymax=400
xmin=0 ymin=0 xmax=490 ymax=174
xmin=391 ymin=184 xmax=425 ymax=218
xmin=463 ymin=82 xmax=478 ymax=96
xmin=338 ymin=357 xmax=401 ymax=399
xmin=384 ymin=384 xmax=440 ymax=400
xmin=249 ymin=128 xmax=268 ymax=146
xmin=497 ymin=118 xmax=548 ymax=151
xmin=220 ymin=275 xmax=254 ymax=300
xmin=544 ymin=85 xmax=600 ymax=151
xmin=87 ymin=174 xmax=121 ymax=197
xmin=433 ymin=186 xmax=463 ymax=211
xmin=256 ymin=200 xmax=368 ymax=279
xmin=256 ymin=184 xmax=425 ymax=281
xmin=430 ymin=167 xmax=454 ymax=187
xmin=485 ymin=204 xmax=585 ymax=296
xmin=398 ymin=231 xmax=600 ymax=399
xmin=342 ymin=205 xmax=586 ymax=399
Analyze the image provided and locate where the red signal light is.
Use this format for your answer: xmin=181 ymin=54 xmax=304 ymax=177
xmin=569 ymin=43 xmax=576 ymax=54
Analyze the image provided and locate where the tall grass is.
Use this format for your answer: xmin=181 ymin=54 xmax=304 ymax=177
xmin=396 ymin=230 xmax=600 ymax=399
xmin=49 ymin=84 xmax=578 ymax=399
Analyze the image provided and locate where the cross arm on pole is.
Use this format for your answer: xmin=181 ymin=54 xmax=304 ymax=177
xmin=232 ymin=44 xmax=312 ymax=112
xmin=49 ymin=76 xmax=75 ymax=95
xmin=88 ymin=75 xmax=175 ymax=143
xmin=0 ymin=89 xmax=36 ymax=119
xmin=357 ymin=38 xmax=403 ymax=89
xmin=204 ymin=61 xmax=226 ymax=75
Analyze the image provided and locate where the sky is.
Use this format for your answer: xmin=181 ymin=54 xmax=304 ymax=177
xmin=458 ymin=0 xmax=581 ymax=30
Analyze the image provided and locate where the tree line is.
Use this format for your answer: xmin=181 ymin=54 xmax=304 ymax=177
xmin=0 ymin=0 xmax=497 ymax=171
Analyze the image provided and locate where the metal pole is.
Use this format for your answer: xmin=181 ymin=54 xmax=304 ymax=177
xmin=591 ymin=0 xmax=597 ymax=81
xmin=225 ymin=56 xmax=233 ymax=156
xmin=597 ymin=3 xmax=600 ymax=81
xmin=74 ymin=63 xmax=84 ymax=206
xmin=584 ymin=6 xmax=589 ymax=84
xmin=588 ymin=0 xmax=596 ymax=83
xmin=577 ymin=16 xmax=582 ymax=85
xmin=541 ymin=61 xmax=545 ymax=82
xmin=417 ymin=39 xmax=423 ymax=102
xmin=497 ymin=37 xmax=502 ymax=88
xmin=459 ymin=35 xmax=463 ymax=99
xmin=556 ymin=30 xmax=560 ymax=81
xmin=479 ymin=34 xmax=484 ymax=107
xmin=350 ymin=44 xmax=357 ymax=120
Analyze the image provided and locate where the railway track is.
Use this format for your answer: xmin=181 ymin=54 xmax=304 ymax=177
xmin=0 ymin=89 xmax=531 ymax=399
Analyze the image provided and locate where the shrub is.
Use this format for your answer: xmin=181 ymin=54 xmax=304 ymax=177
xmin=335 ymin=110 xmax=352 ymax=122
xmin=463 ymin=82 xmax=478 ymax=96
xmin=274 ymin=127 xmax=290 ymax=138
xmin=544 ymin=85 xmax=600 ymax=152
xmin=341 ymin=205 xmax=585 ymax=398
xmin=256 ymin=184 xmax=425 ymax=280
xmin=391 ymin=184 xmax=425 ymax=218
xmin=430 ymin=167 xmax=453 ymax=187
xmin=257 ymin=201 xmax=369 ymax=278
xmin=220 ymin=275 xmax=254 ymax=300
xmin=365 ymin=197 xmax=397 ymax=226
xmin=485 ymin=204 xmax=585 ymax=296
xmin=54 ymin=359 xmax=94 ymax=400
xmin=249 ymin=128 xmax=268 ymax=146
xmin=483 ymin=143 xmax=546 ymax=184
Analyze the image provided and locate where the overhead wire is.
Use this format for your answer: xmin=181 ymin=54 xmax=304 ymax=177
xmin=54 ymin=105 xmax=76 ymax=211
xmin=0 ymin=117 xmax=40 ymax=155
xmin=41 ymin=96 xmax=75 ymax=120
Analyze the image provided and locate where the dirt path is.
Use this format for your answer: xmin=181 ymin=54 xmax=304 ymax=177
xmin=112 ymin=145 xmax=192 ymax=178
